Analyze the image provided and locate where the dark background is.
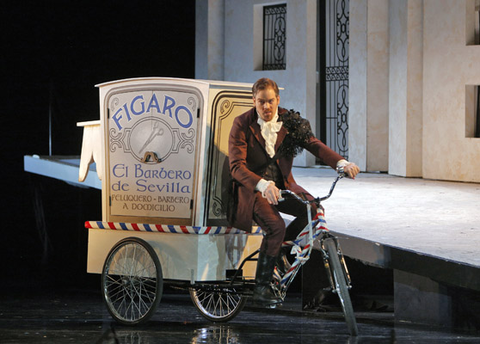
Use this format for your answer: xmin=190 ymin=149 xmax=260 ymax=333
xmin=1 ymin=0 xmax=196 ymax=290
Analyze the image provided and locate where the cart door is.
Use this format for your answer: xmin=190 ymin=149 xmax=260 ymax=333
xmin=205 ymin=90 xmax=253 ymax=225
xmin=105 ymin=87 xmax=201 ymax=225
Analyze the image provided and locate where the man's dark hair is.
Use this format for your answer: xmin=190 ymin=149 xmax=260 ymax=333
xmin=252 ymin=78 xmax=279 ymax=97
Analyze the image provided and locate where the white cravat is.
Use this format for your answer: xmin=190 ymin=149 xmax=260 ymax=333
xmin=257 ymin=113 xmax=282 ymax=158
xmin=255 ymin=112 xmax=283 ymax=195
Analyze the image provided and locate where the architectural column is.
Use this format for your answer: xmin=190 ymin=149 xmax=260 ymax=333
xmin=195 ymin=0 xmax=225 ymax=80
xmin=349 ymin=0 xmax=389 ymax=172
xmin=388 ymin=0 xmax=423 ymax=177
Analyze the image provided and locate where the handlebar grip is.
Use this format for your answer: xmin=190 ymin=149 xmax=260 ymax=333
xmin=336 ymin=166 xmax=346 ymax=178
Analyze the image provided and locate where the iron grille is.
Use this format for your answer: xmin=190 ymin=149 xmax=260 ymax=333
xmin=263 ymin=4 xmax=287 ymax=70
xmin=324 ymin=0 xmax=349 ymax=160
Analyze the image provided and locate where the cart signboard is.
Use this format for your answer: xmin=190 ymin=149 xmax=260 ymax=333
xmin=105 ymin=86 xmax=201 ymax=223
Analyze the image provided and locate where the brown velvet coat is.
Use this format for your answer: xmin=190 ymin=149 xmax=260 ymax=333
xmin=228 ymin=107 xmax=344 ymax=232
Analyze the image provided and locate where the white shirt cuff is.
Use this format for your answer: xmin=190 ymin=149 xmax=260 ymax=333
xmin=255 ymin=179 xmax=275 ymax=195
xmin=336 ymin=159 xmax=349 ymax=172
xmin=336 ymin=159 xmax=349 ymax=168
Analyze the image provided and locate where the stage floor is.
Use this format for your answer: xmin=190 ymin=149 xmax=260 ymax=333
xmin=2 ymin=286 xmax=480 ymax=343
xmin=293 ymin=166 xmax=480 ymax=268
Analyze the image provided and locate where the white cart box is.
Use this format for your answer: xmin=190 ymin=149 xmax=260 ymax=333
xmin=81 ymin=77 xmax=262 ymax=281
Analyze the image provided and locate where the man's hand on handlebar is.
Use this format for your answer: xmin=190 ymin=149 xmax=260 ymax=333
xmin=343 ymin=162 xmax=360 ymax=179
xmin=337 ymin=159 xmax=360 ymax=179
xmin=263 ymin=183 xmax=281 ymax=205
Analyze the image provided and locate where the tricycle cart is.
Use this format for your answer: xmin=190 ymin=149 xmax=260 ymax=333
xmin=78 ymin=78 xmax=357 ymax=335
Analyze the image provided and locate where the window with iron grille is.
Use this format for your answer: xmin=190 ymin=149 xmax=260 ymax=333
xmin=263 ymin=4 xmax=287 ymax=70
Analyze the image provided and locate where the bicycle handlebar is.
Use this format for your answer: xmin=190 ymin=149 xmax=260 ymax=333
xmin=279 ymin=168 xmax=345 ymax=205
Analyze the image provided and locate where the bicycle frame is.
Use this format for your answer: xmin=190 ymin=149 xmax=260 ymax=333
xmin=271 ymin=171 xmax=353 ymax=301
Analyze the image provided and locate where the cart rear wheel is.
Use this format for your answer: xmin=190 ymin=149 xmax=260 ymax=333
xmin=102 ymin=237 xmax=163 ymax=325
xmin=189 ymin=285 xmax=246 ymax=322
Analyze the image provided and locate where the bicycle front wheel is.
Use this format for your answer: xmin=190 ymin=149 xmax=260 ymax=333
xmin=324 ymin=238 xmax=358 ymax=336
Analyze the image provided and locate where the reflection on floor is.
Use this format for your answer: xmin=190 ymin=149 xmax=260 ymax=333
xmin=1 ymin=280 xmax=479 ymax=344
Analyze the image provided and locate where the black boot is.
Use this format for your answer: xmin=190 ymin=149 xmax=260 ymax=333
xmin=253 ymin=251 xmax=283 ymax=305
xmin=275 ymin=247 xmax=292 ymax=276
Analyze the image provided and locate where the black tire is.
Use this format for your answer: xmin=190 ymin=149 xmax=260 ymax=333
xmin=189 ymin=284 xmax=246 ymax=322
xmin=102 ymin=237 xmax=163 ymax=325
xmin=324 ymin=238 xmax=358 ymax=336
